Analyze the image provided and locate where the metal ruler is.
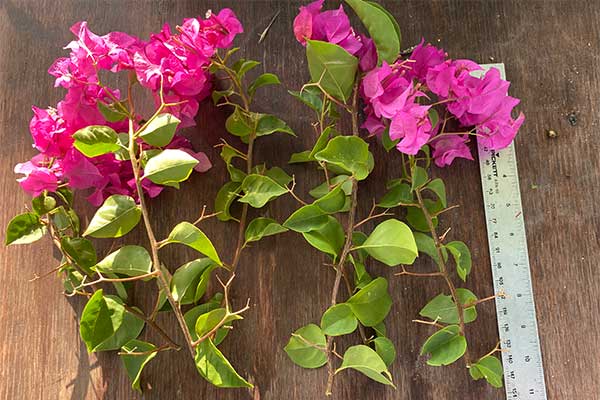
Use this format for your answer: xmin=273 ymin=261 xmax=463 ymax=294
xmin=475 ymin=64 xmax=547 ymax=399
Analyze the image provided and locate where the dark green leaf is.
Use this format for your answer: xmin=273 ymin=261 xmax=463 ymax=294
xmin=32 ymin=193 xmax=57 ymax=215
xmin=446 ymin=241 xmax=472 ymax=281
xmin=314 ymin=184 xmax=346 ymax=213
xmin=215 ymin=181 xmax=242 ymax=222
xmin=95 ymin=304 xmax=144 ymax=351
xmin=302 ymin=215 xmax=345 ymax=259
xmin=239 ymin=174 xmax=288 ymax=208
xmin=256 ymin=114 xmax=295 ymax=136
xmin=61 ymin=237 xmax=97 ymax=272
xmin=347 ymin=277 xmax=392 ymax=327
xmin=309 ymin=175 xmax=352 ymax=199
xmin=420 ymin=325 xmax=467 ymax=366
xmin=120 ymin=339 xmax=158 ymax=392
xmin=171 ymin=258 xmax=216 ymax=305
xmin=283 ymin=204 xmax=328 ymax=233
xmin=73 ymin=125 xmax=120 ymax=157
xmin=5 ymin=212 xmax=46 ymax=245
xmin=378 ymin=182 xmax=413 ymax=208
xmin=419 ymin=288 xmax=478 ymax=324
xmin=245 ymin=217 xmax=288 ymax=244
xmin=80 ymin=290 xmax=124 ymax=352
xmin=285 ymin=324 xmax=327 ymax=369
xmin=288 ymin=86 xmax=323 ymax=112
xmin=411 ymin=166 xmax=428 ymax=190
xmin=233 ymin=59 xmax=260 ymax=77
xmin=98 ymin=100 xmax=128 ymax=122
xmin=413 ymin=232 xmax=444 ymax=267
xmin=248 ymin=73 xmax=280 ymax=97
xmin=265 ymin=166 xmax=293 ymax=187
xmin=306 ymin=40 xmax=358 ymax=102
xmin=83 ymin=195 xmax=141 ymax=238
xmin=225 ymin=107 xmax=254 ymax=137
xmin=381 ymin=127 xmax=399 ymax=152
xmin=425 ymin=178 xmax=447 ymax=208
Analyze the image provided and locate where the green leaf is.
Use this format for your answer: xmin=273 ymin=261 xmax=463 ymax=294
xmin=245 ymin=217 xmax=288 ymax=244
xmin=373 ymin=336 xmax=396 ymax=367
xmin=413 ymin=232 xmax=444 ymax=267
xmin=285 ymin=324 xmax=327 ymax=369
xmin=354 ymin=219 xmax=418 ymax=266
xmin=289 ymin=151 xmax=312 ymax=164
xmin=143 ymin=149 xmax=198 ymax=185
xmin=80 ymin=290 xmax=125 ymax=352
xmin=265 ymin=166 xmax=293 ymax=187
xmin=309 ymin=175 xmax=352 ymax=199
xmin=98 ymin=100 xmax=128 ymax=122
xmin=184 ymin=294 xmax=224 ymax=341
xmin=306 ymin=40 xmax=358 ymax=102
xmin=302 ymin=215 xmax=345 ymax=259
xmin=406 ymin=203 xmax=439 ymax=232
xmin=256 ymin=114 xmax=295 ymax=136
xmin=215 ymin=181 xmax=242 ymax=222
xmin=288 ymin=86 xmax=323 ymax=112
xmin=378 ymin=182 xmax=413 ymax=208
xmin=336 ymin=345 xmax=395 ymax=386
xmin=94 ymin=245 xmax=152 ymax=278
xmin=171 ymin=258 xmax=216 ymax=305
xmin=195 ymin=308 xmax=242 ymax=339
xmin=248 ymin=73 xmax=281 ymax=96
xmin=315 ymin=136 xmax=371 ymax=180
xmin=95 ymin=304 xmax=144 ymax=351
xmin=469 ymin=356 xmax=503 ymax=388
xmin=233 ymin=58 xmax=260 ymax=77
xmin=195 ymin=339 xmax=253 ymax=388
xmin=32 ymin=193 xmax=57 ymax=215
xmin=321 ymin=303 xmax=357 ymax=336
xmin=138 ymin=113 xmax=180 ymax=147
xmin=56 ymin=187 xmax=74 ymax=206
xmin=381 ymin=127 xmax=399 ymax=152
xmin=5 ymin=212 xmax=46 ymax=245
xmin=366 ymin=1 xmax=401 ymax=49
xmin=73 ymin=125 xmax=120 ymax=157
xmin=419 ymin=288 xmax=478 ymax=324
xmin=446 ymin=241 xmax=472 ymax=281
xmin=347 ymin=277 xmax=392 ymax=327
xmin=344 ymin=0 xmax=400 ymax=64
xmin=314 ymin=184 xmax=346 ymax=214
xmin=120 ymin=339 xmax=158 ymax=392
xmin=239 ymin=174 xmax=288 ymax=208
xmin=411 ymin=165 xmax=428 ymax=190
xmin=428 ymin=108 xmax=439 ymax=130
xmin=225 ymin=107 xmax=254 ymax=137
xmin=420 ymin=325 xmax=467 ymax=366
xmin=164 ymin=222 xmax=221 ymax=265
xmin=350 ymin=255 xmax=372 ymax=289
xmin=283 ymin=204 xmax=329 ymax=233
xmin=310 ymin=126 xmax=339 ymax=159
xmin=425 ymin=178 xmax=447 ymax=208
xmin=83 ymin=195 xmax=141 ymax=238
xmin=60 ymin=237 xmax=97 ymax=272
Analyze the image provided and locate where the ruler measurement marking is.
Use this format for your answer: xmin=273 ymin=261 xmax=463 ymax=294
xmin=476 ymin=64 xmax=547 ymax=400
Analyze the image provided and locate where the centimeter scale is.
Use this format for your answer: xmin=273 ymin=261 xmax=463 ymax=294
xmin=475 ymin=64 xmax=547 ymax=399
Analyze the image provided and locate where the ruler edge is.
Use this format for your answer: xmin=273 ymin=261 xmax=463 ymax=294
xmin=476 ymin=63 xmax=548 ymax=398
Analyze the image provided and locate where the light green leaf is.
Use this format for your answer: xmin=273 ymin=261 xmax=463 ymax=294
xmin=60 ymin=237 xmax=97 ymax=272
xmin=469 ymin=355 xmax=503 ymax=388
xmin=73 ymin=125 xmax=120 ymax=157
xmin=95 ymin=304 xmax=144 ymax=351
xmin=215 ymin=181 xmax=242 ymax=222
xmin=378 ymin=183 xmax=413 ymax=208
xmin=256 ymin=114 xmax=295 ymax=137
xmin=349 ymin=255 xmax=372 ymax=289
xmin=285 ymin=324 xmax=327 ymax=369
xmin=265 ymin=166 xmax=293 ymax=187
xmin=195 ymin=339 xmax=253 ymax=388
xmin=336 ymin=345 xmax=395 ymax=386
xmin=80 ymin=290 xmax=125 ymax=352
xmin=248 ymin=73 xmax=281 ymax=96
xmin=5 ymin=212 xmax=46 ymax=245
xmin=94 ymin=245 xmax=152 ymax=278
xmin=195 ymin=308 xmax=242 ymax=339
xmin=314 ymin=184 xmax=346 ymax=213
xmin=164 ymin=222 xmax=221 ymax=265
xmin=143 ymin=149 xmax=198 ymax=185
xmin=98 ymin=100 xmax=128 ymax=122
xmin=373 ymin=336 xmax=396 ymax=367
xmin=419 ymin=288 xmax=478 ymax=324
xmin=83 ymin=195 xmax=141 ymax=238
xmin=184 ymin=294 xmax=224 ymax=341
xmin=225 ymin=107 xmax=254 ymax=137
xmin=413 ymin=232 xmax=445 ymax=267
xmin=321 ymin=303 xmax=357 ymax=336
xmin=306 ymin=40 xmax=358 ymax=102
xmin=310 ymin=126 xmax=339 ymax=159
xmin=233 ymin=58 xmax=260 ymax=77
xmin=446 ymin=241 xmax=472 ymax=281
xmin=344 ymin=0 xmax=400 ymax=63
xmin=283 ymin=204 xmax=329 ymax=233
xmin=289 ymin=150 xmax=312 ymax=164
xmin=315 ymin=136 xmax=371 ymax=180
xmin=171 ymin=258 xmax=216 ymax=305
xmin=425 ymin=178 xmax=447 ymax=208
xmin=120 ymin=339 xmax=158 ymax=392
xmin=138 ymin=113 xmax=180 ymax=147
xmin=354 ymin=219 xmax=417 ymax=266
xmin=420 ymin=325 xmax=467 ymax=366
xmin=309 ymin=175 xmax=352 ymax=199
xmin=302 ymin=215 xmax=345 ymax=259
xmin=347 ymin=277 xmax=392 ymax=327
xmin=238 ymin=174 xmax=288 ymax=208
xmin=245 ymin=217 xmax=288 ymax=244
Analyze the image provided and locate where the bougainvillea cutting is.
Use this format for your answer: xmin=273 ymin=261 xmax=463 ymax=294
xmin=283 ymin=0 xmax=523 ymax=394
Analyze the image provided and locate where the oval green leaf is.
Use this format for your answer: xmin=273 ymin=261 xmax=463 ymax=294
xmin=321 ymin=303 xmax=358 ymax=336
xmin=239 ymin=174 xmax=288 ymax=208
xmin=138 ymin=113 xmax=180 ymax=147
xmin=306 ymin=40 xmax=358 ymax=102
xmin=5 ymin=212 xmax=46 ymax=245
xmin=284 ymin=324 xmax=328 ymax=369
xmin=245 ymin=217 xmax=288 ymax=244
xmin=143 ymin=149 xmax=198 ymax=185
xmin=315 ymin=136 xmax=371 ymax=181
xmin=80 ymin=290 xmax=125 ymax=352
xmin=120 ymin=339 xmax=158 ymax=392
xmin=94 ymin=245 xmax=152 ymax=278
xmin=336 ymin=345 xmax=395 ymax=386
xmin=164 ymin=222 xmax=221 ymax=265
xmin=283 ymin=204 xmax=329 ymax=233
xmin=83 ymin=195 xmax=141 ymax=238
xmin=73 ymin=125 xmax=120 ymax=157
xmin=347 ymin=277 xmax=392 ymax=327
xmin=195 ymin=339 xmax=253 ymax=388
xmin=354 ymin=219 xmax=418 ymax=266
xmin=420 ymin=325 xmax=467 ymax=366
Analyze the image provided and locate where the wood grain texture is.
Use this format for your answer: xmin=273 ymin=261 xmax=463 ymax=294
xmin=1 ymin=0 xmax=598 ymax=399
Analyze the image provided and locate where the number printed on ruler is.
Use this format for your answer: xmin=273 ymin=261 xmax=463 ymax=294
xmin=476 ymin=64 xmax=547 ymax=400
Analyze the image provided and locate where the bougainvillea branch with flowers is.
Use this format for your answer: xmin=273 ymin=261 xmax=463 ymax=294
xmin=5 ymin=9 xmax=294 ymax=392
xmin=284 ymin=0 xmax=523 ymax=395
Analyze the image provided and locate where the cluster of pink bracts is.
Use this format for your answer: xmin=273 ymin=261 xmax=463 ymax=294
xmin=294 ymin=0 xmax=524 ymax=167
xmin=15 ymin=10 xmax=242 ymax=205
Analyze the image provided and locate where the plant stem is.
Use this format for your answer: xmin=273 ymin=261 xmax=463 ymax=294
xmin=127 ymin=118 xmax=196 ymax=360
xmin=325 ymin=82 xmax=360 ymax=396
xmin=414 ymin=188 xmax=471 ymax=366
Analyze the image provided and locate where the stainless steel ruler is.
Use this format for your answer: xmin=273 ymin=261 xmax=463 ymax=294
xmin=475 ymin=64 xmax=547 ymax=399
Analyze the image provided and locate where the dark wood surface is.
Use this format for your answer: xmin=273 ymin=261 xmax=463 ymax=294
xmin=1 ymin=1 xmax=598 ymax=399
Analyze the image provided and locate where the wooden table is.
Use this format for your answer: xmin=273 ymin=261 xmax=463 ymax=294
xmin=1 ymin=1 xmax=597 ymax=399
